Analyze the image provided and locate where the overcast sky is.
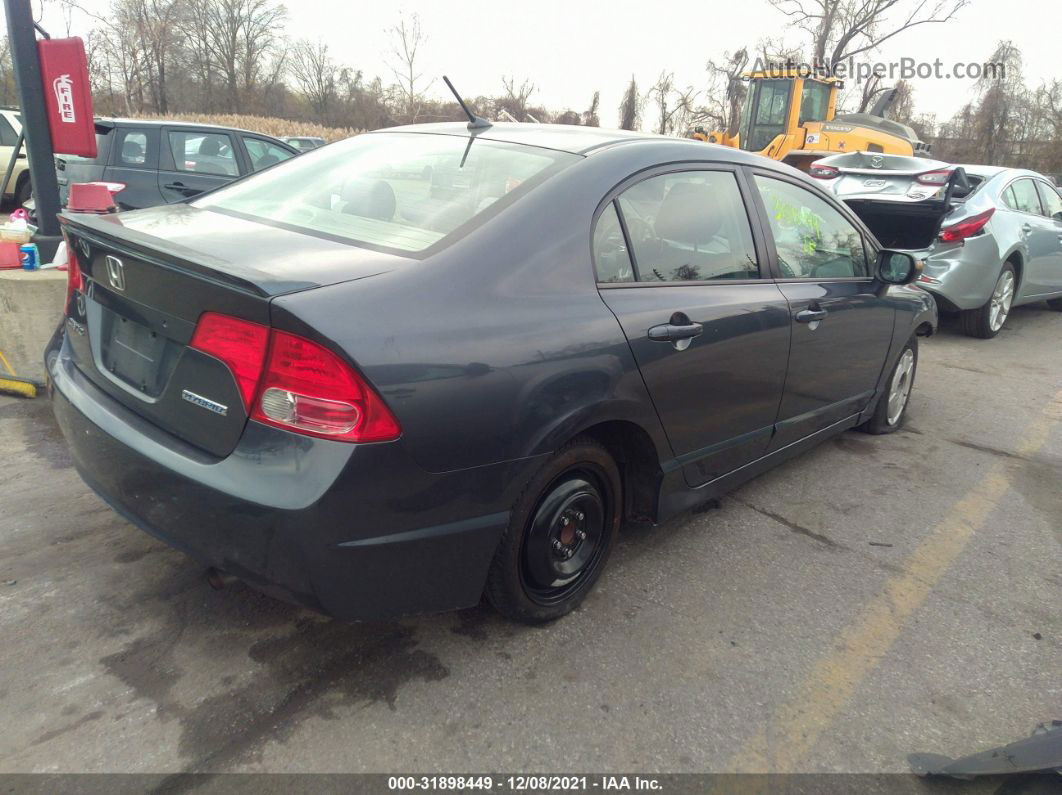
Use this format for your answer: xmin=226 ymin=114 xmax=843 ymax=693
xmin=27 ymin=0 xmax=1054 ymax=129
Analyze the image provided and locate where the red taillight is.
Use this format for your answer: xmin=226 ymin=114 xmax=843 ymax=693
xmin=250 ymin=330 xmax=400 ymax=442
xmin=939 ymin=207 xmax=995 ymax=243
xmin=189 ymin=313 xmax=269 ymax=411
xmin=809 ymin=164 xmax=839 ymax=179
xmin=916 ymin=169 xmax=952 ymax=186
xmin=188 ymin=313 xmax=400 ymax=442
xmin=63 ymin=240 xmax=83 ymax=313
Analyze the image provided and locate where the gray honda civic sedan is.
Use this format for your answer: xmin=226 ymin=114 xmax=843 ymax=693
xmin=48 ymin=123 xmax=935 ymax=623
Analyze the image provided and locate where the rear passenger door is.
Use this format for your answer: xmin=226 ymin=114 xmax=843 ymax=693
xmin=158 ymin=128 xmax=241 ymax=203
xmin=103 ymin=126 xmax=162 ymax=209
xmin=596 ymin=166 xmax=792 ymax=487
xmin=749 ymin=171 xmax=895 ymax=450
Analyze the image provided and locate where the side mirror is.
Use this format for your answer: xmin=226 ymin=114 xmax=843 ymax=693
xmin=876 ymin=249 xmax=922 ymax=285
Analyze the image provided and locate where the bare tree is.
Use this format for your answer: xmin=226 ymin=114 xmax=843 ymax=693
xmin=180 ymin=0 xmax=287 ymax=113
xmin=134 ymin=0 xmax=184 ymax=113
xmin=582 ymin=91 xmax=601 ymax=127
xmin=291 ymin=38 xmax=336 ymax=118
xmin=935 ymin=41 xmax=1027 ymax=167
xmin=618 ymin=75 xmax=640 ymax=130
xmin=499 ymin=76 xmax=536 ymax=120
xmin=856 ymin=72 xmax=883 ymax=112
xmin=768 ymin=0 xmax=969 ymax=69
xmin=648 ymin=72 xmax=699 ymax=135
xmin=700 ymin=48 xmax=749 ymax=133
xmin=61 ymin=0 xmax=182 ymax=113
xmin=388 ymin=13 xmax=432 ymax=123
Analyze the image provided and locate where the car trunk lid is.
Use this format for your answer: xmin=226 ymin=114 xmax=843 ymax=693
xmin=59 ymin=204 xmax=404 ymax=457
xmin=813 ymin=151 xmax=973 ymax=250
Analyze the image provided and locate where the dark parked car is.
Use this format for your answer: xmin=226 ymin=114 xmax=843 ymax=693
xmin=48 ymin=123 xmax=936 ymax=624
xmin=55 ymin=118 xmax=298 ymax=210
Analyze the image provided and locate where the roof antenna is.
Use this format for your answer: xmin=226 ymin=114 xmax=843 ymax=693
xmin=443 ymin=75 xmax=492 ymax=131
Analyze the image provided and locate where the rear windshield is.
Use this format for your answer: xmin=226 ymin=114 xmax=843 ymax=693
xmin=196 ymin=132 xmax=580 ymax=254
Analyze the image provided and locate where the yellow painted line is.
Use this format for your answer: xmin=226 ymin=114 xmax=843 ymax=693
xmin=728 ymin=389 xmax=1062 ymax=774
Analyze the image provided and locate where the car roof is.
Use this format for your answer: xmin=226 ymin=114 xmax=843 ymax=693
xmin=956 ymin=164 xmax=1049 ymax=181
xmin=96 ymin=117 xmax=289 ymax=142
xmin=378 ymin=122 xmax=679 ymax=155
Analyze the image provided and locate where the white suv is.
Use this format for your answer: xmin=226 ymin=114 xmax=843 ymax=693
xmin=0 ymin=108 xmax=31 ymax=206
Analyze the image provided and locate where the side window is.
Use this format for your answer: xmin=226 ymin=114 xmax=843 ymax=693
xmin=616 ymin=170 xmax=759 ymax=282
xmin=798 ymin=81 xmax=831 ymax=125
xmin=115 ymin=129 xmax=150 ymax=166
xmin=168 ymin=131 xmax=237 ymax=176
xmin=754 ymin=175 xmax=869 ymax=279
xmin=593 ymin=202 xmax=635 ymax=283
xmin=1035 ymin=181 xmax=1062 ymax=222
xmin=0 ymin=115 xmax=18 ymax=147
xmin=243 ymin=137 xmax=295 ymax=172
xmin=1009 ymin=179 xmax=1043 ymax=215
xmin=1001 ymin=186 xmax=1018 ymax=210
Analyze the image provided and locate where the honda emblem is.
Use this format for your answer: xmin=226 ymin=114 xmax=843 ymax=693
xmin=105 ymin=255 xmax=126 ymax=291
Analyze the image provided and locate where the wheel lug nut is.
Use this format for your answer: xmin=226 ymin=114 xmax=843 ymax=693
xmin=575 ymin=528 xmax=587 ymax=541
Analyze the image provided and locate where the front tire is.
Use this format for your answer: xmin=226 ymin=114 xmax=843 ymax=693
xmin=960 ymin=262 xmax=1015 ymax=338
xmin=485 ymin=437 xmax=621 ymax=624
xmin=859 ymin=337 xmax=918 ymax=435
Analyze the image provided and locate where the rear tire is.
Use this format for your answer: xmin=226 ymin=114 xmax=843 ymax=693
xmin=1047 ymin=297 xmax=1062 ymax=311
xmin=960 ymin=262 xmax=1016 ymax=338
xmin=485 ymin=436 xmax=621 ymax=624
xmin=858 ymin=336 xmax=918 ymax=435
xmin=15 ymin=176 xmax=31 ymax=209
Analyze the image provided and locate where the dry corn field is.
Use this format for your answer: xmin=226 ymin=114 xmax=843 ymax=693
xmin=132 ymin=113 xmax=362 ymax=142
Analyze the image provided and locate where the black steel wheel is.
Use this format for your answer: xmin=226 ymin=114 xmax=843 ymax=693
xmin=486 ymin=437 xmax=621 ymax=623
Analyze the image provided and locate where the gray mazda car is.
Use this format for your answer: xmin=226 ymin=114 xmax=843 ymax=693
xmin=813 ymin=152 xmax=1062 ymax=338
xmin=47 ymin=123 xmax=935 ymax=624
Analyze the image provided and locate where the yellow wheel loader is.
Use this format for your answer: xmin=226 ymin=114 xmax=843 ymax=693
xmin=692 ymin=70 xmax=930 ymax=170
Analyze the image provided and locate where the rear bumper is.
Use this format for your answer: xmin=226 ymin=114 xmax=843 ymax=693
xmin=917 ymin=235 xmax=1003 ymax=311
xmin=49 ymin=344 xmax=542 ymax=620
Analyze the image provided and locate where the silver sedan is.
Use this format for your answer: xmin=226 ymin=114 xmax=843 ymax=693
xmin=814 ymin=154 xmax=1062 ymax=338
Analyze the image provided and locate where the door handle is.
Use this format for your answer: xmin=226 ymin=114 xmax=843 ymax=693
xmin=164 ymin=182 xmax=201 ymax=196
xmin=648 ymin=322 xmax=704 ymax=342
xmin=1021 ymin=223 xmax=1033 ymax=235
xmin=795 ymin=308 xmax=828 ymax=323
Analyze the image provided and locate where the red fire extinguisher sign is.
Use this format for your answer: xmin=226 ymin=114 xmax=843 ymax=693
xmin=37 ymin=37 xmax=96 ymax=158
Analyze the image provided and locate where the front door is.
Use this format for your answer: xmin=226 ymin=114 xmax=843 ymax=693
xmin=595 ymin=167 xmax=791 ymax=486
xmin=1033 ymin=180 xmax=1062 ymax=293
xmin=158 ymin=128 xmax=241 ymax=203
xmin=750 ymin=172 xmax=895 ymax=449
xmin=1004 ymin=178 xmax=1061 ymax=296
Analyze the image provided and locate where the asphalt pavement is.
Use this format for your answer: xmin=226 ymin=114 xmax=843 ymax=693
xmin=0 ymin=304 xmax=1059 ymax=783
